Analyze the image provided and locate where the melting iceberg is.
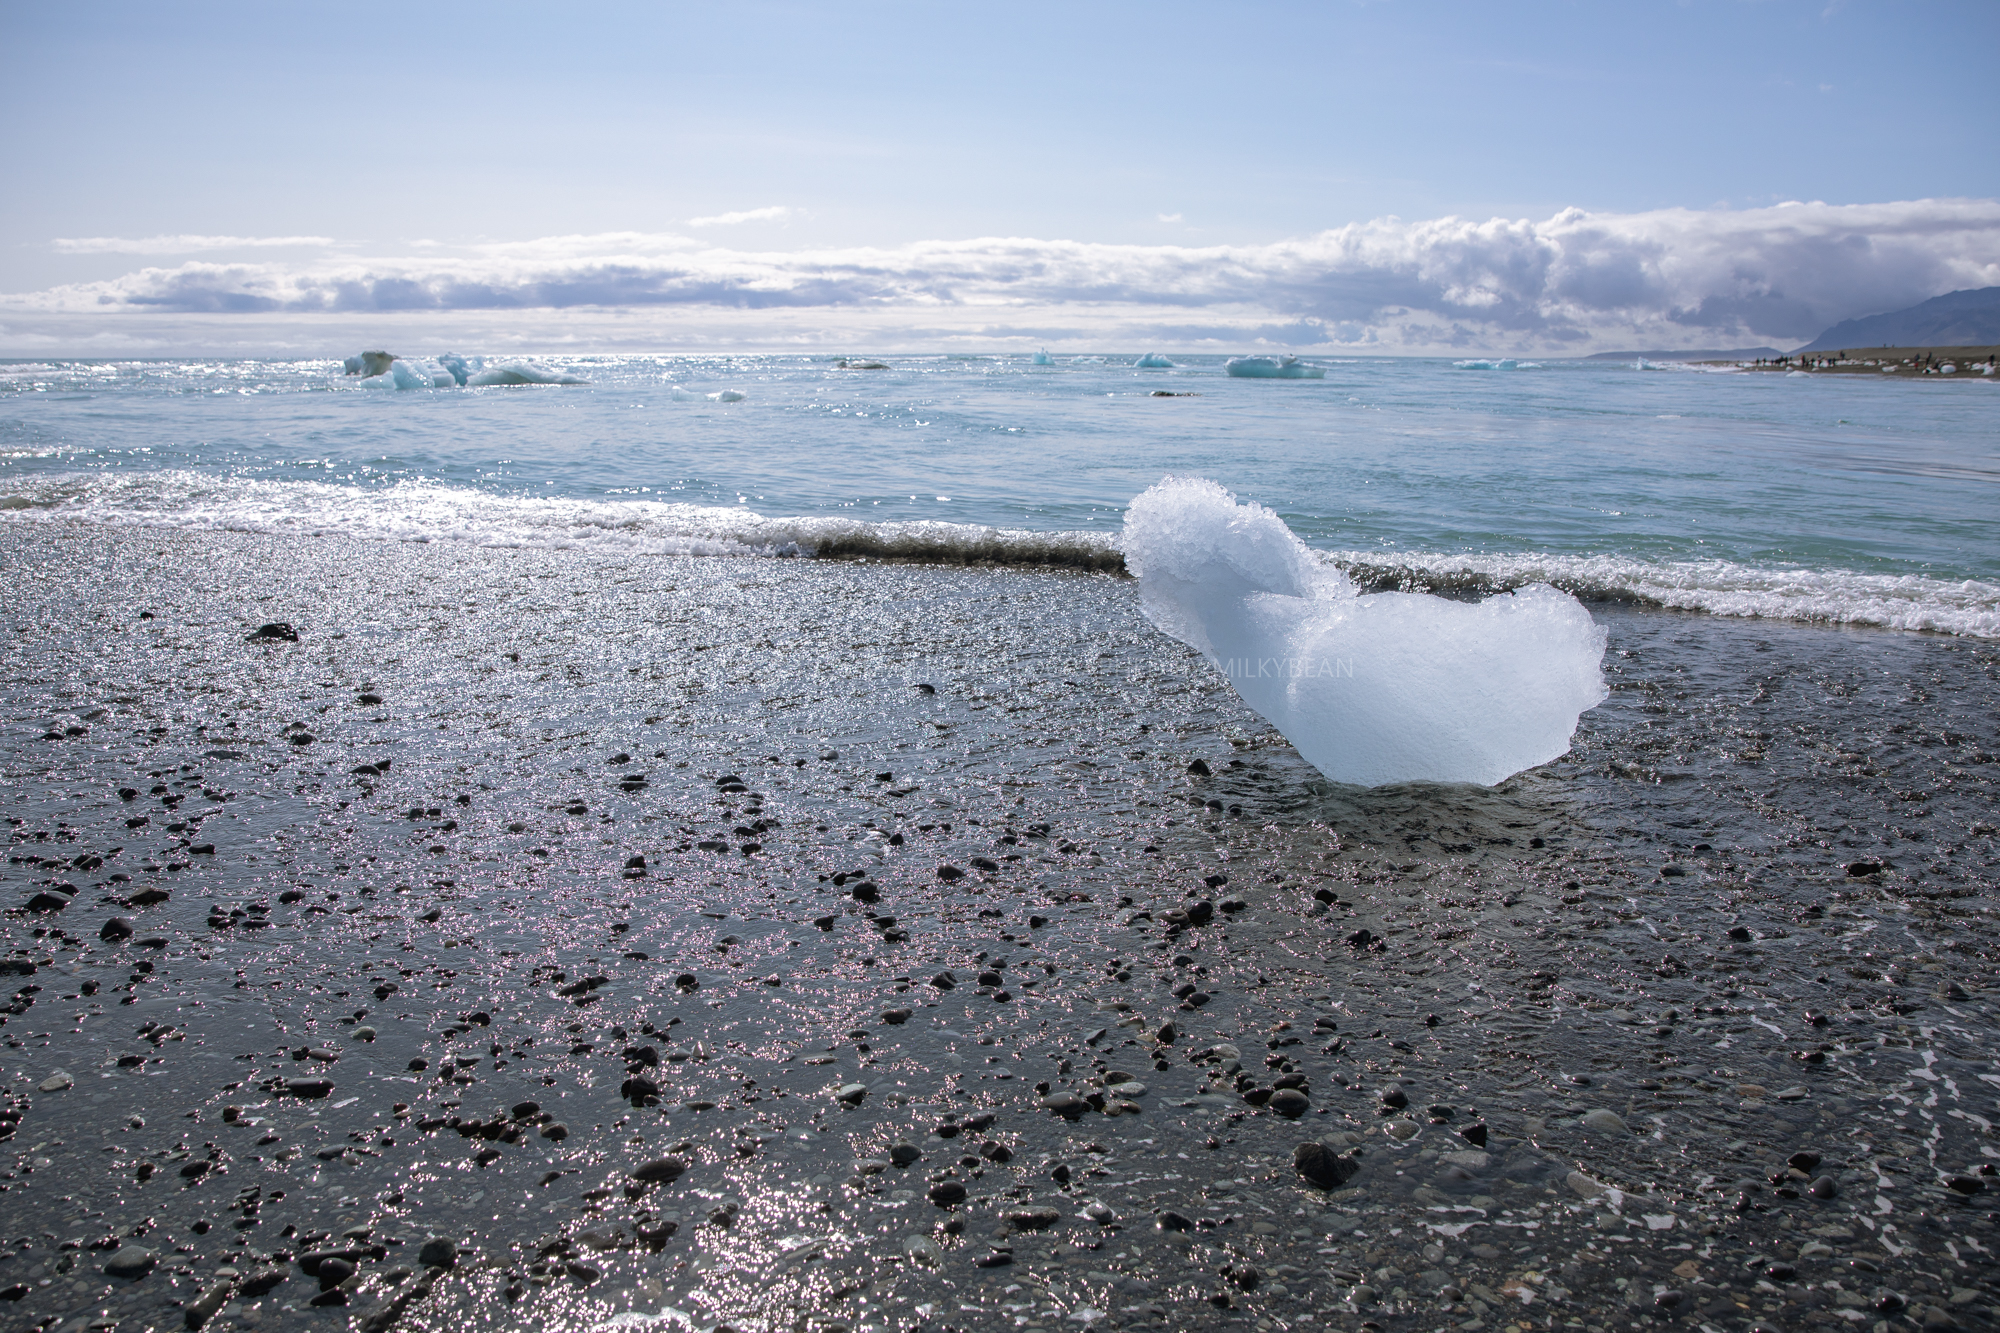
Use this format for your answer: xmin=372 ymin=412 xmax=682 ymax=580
xmin=1122 ymin=478 xmax=1607 ymax=787
xmin=1030 ymin=349 xmax=1054 ymax=366
xmin=1223 ymin=355 xmax=1325 ymax=379
xmin=1134 ymin=353 xmax=1175 ymax=369
xmin=1453 ymin=358 xmax=1539 ymax=371
xmin=707 ymin=389 xmax=747 ymax=402
xmin=466 ymin=363 xmax=588 ymax=386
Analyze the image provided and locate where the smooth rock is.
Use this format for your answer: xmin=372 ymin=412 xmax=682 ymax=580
xmin=631 ymin=1158 xmax=689 ymax=1184
xmin=104 ymin=1247 xmax=156 ymax=1279
xmin=1580 ymin=1109 xmax=1630 ymax=1135
xmin=38 ymin=1071 xmax=73 ymax=1092
xmin=417 ymin=1238 xmax=457 ymax=1269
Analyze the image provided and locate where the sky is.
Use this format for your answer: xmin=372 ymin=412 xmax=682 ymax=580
xmin=3 ymin=0 xmax=1997 ymax=356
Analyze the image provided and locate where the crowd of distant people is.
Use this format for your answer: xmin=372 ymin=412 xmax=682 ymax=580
xmin=1750 ymin=350 xmax=1997 ymax=374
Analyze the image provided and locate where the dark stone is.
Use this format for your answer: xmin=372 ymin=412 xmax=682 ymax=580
xmin=417 ymin=1238 xmax=457 ymax=1269
xmin=246 ymin=623 xmax=299 ymax=643
xmin=631 ymin=1157 xmax=688 ymax=1184
xmin=1268 ymin=1089 xmax=1310 ymax=1118
xmin=937 ymin=865 xmax=965 ymax=882
xmin=281 ymin=1079 xmax=334 ymax=1099
xmin=24 ymin=892 xmax=68 ymax=912
xmin=928 ymin=1180 xmax=967 ymax=1206
xmin=316 ymin=1258 xmax=356 ymax=1290
xmin=100 ymin=916 xmax=134 ymax=941
xmin=1379 ymin=1087 xmax=1408 ymax=1110
xmin=881 ymin=1008 xmax=912 ymax=1024
xmin=1186 ymin=759 xmax=1211 ymax=776
xmin=297 ymin=1249 xmax=362 ymax=1277
xmin=1294 ymin=1142 xmax=1359 ymax=1189
xmin=1460 ymin=1123 xmax=1488 ymax=1147
xmin=1041 ymin=1093 xmax=1088 ymax=1120
xmin=1005 ymin=1207 xmax=1062 ymax=1231
xmin=1157 ymin=1210 xmax=1193 ymax=1231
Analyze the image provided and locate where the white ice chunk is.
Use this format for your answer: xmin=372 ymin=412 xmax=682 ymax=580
xmin=1223 ymin=355 xmax=1324 ymax=379
xmin=466 ymin=363 xmax=588 ymax=386
xmin=1134 ymin=353 xmax=1175 ymax=368
xmin=1122 ymin=477 xmax=1607 ymax=787
xmin=1031 ymin=349 xmax=1054 ymax=366
xmin=707 ymin=389 xmax=747 ymax=402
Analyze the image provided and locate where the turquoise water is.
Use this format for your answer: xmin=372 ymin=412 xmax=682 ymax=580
xmin=2 ymin=353 xmax=1995 ymax=633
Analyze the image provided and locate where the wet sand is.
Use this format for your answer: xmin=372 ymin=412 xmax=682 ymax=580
xmin=1 ymin=527 xmax=1995 ymax=1333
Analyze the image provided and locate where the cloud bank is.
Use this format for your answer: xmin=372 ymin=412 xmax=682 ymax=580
xmin=50 ymin=234 xmax=336 ymax=255
xmin=11 ymin=199 xmax=1999 ymax=354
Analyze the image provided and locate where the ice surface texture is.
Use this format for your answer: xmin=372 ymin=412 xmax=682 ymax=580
xmin=1134 ymin=353 xmax=1175 ymax=368
xmin=1123 ymin=477 xmax=1608 ymax=787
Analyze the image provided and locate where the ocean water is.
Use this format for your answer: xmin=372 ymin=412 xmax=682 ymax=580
xmin=2 ymin=352 xmax=1995 ymax=635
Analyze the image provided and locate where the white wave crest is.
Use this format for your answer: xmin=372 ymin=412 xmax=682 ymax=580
xmin=0 ymin=471 xmax=1122 ymax=570
xmin=0 ymin=472 xmax=1993 ymax=636
xmin=1331 ymin=549 xmax=2000 ymax=639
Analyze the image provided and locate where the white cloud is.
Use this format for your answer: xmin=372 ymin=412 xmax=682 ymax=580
xmin=51 ymin=234 xmax=336 ymax=255
xmin=685 ymin=206 xmax=794 ymax=228
xmin=10 ymin=199 xmax=1999 ymax=353
xmin=1157 ymin=213 xmax=1183 ymax=223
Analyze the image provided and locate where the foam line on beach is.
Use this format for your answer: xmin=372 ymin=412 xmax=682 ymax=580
xmin=3 ymin=470 xmax=1994 ymax=635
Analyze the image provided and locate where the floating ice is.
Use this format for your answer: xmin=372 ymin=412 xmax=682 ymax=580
xmin=466 ymin=363 xmax=588 ymax=386
xmin=1134 ymin=353 xmax=1175 ymax=369
xmin=1122 ymin=477 xmax=1607 ymax=787
xmin=1453 ymin=358 xmax=1539 ymax=371
xmin=342 ymin=350 xmax=396 ymax=377
xmin=707 ymin=389 xmax=747 ymax=403
xmin=1223 ymin=355 xmax=1325 ymax=379
xmin=668 ymin=385 xmax=700 ymax=400
xmin=1031 ymin=349 xmax=1054 ymax=366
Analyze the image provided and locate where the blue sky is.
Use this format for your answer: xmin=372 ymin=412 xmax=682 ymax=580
xmin=4 ymin=1 xmax=1996 ymax=354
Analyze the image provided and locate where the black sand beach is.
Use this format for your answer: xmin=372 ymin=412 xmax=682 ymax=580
xmin=2 ymin=527 xmax=1995 ymax=1333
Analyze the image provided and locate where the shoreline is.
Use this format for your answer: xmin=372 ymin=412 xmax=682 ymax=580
xmin=1698 ymin=344 xmax=1999 ymax=378
xmin=1 ymin=526 xmax=1994 ymax=1333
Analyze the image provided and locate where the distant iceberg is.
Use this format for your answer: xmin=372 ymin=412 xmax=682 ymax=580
xmin=707 ymin=389 xmax=747 ymax=402
xmin=1030 ymin=349 xmax=1054 ymax=366
xmin=1134 ymin=353 xmax=1175 ymax=369
xmin=340 ymin=351 xmax=583 ymax=388
xmin=1453 ymin=358 xmax=1539 ymax=371
xmin=1223 ymin=355 xmax=1325 ymax=379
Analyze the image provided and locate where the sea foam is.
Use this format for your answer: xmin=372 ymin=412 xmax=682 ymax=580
xmin=1123 ymin=477 xmax=1608 ymax=787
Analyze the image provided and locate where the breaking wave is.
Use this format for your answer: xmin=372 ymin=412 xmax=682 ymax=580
xmin=0 ymin=471 xmax=1993 ymax=635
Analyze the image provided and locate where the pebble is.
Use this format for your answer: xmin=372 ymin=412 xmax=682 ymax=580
xmin=927 ymin=1180 xmax=967 ymax=1206
xmin=1293 ymin=1142 xmax=1359 ymax=1189
xmin=1041 ymin=1093 xmax=1088 ymax=1120
xmin=1384 ymin=1119 xmax=1419 ymax=1140
xmin=889 ymin=1142 xmax=922 ymax=1166
xmin=417 ymin=1238 xmax=458 ymax=1269
xmin=632 ymin=1158 xmax=689 ymax=1184
xmin=835 ymin=1083 xmax=868 ymax=1104
xmin=99 ymin=916 xmax=133 ymax=941
xmin=1267 ymin=1088 xmax=1309 ymax=1117
xmin=37 ymin=1070 xmax=73 ymax=1092
xmin=1580 ymin=1108 xmax=1630 ymax=1135
xmin=103 ymin=1247 xmax=156 ymax=1279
